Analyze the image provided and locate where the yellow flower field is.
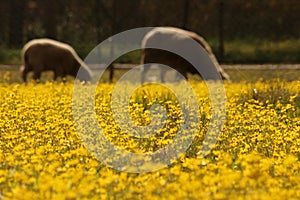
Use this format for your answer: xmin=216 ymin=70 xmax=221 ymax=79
xmin=0 ymin=80 xmax=299 ymax=199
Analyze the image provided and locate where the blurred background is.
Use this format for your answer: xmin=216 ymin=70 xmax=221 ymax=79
xmin=0 ymin=0 xmax=299 ymax=65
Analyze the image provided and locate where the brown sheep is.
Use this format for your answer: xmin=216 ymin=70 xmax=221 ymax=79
xmin=21 ymin=38 xmax=93 ymax=82
xmin=141 ymin=27 xmax=230 ymax=83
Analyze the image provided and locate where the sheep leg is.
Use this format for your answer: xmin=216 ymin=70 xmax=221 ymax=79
xmin=33 ymin=71 xmax=42 ymax=82
xmin=21 ymin=67 xmax=29 ymax=82
xmin=141 ymin=66 xmax=149 ymax=84
xmin=54 ymin=67 xmax=65 ymax=81
xmin=61 ymin=73 xmax=67 ymax=82
xmin=160 ymin=69 xmax=167 ymax=82
xmin=177 ymin=71 xmax=188 ymax=81
xmin=54 ymin=72 xmax=58 ymax=80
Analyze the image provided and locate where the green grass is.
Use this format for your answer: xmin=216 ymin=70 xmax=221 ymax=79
xmin=1 ymin=38 xmax=299 ymax=65
xmin=211 ymin=38 xmax=300 ymax=64
xmin=0 ymin=49 xmax=21 ymax=65
xmin=225 ymin=69 xmax=300 ymax=82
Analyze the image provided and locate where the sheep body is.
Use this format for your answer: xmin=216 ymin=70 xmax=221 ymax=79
xmin=141 ymin=27 xmax=230 ymax=82
xmin=21 ymin=38 xmax=92 ymax=82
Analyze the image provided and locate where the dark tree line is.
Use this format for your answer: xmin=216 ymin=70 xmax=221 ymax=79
xmin=0 ymin=0 xmax=299 ymax=53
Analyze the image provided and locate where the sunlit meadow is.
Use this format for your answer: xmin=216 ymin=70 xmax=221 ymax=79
xmin=0 ymin=79 xmax=299 ymax=199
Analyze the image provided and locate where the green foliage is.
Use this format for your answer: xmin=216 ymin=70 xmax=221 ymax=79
xmin=0 ymin=49 xmax=21 ymax=65
xmin=211 ymin=38 xmax=300 ymax=64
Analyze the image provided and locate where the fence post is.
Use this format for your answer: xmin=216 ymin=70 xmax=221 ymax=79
xmin=109 ymin=37 xmax=114 ymax=83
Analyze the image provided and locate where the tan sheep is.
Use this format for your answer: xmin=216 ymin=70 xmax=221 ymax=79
xmin=21 ymin=38 xmax=93 ymax=82
xmin=141 ymin=27 xmax=230 ymax=82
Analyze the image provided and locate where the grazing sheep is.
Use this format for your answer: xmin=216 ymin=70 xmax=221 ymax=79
xmin=21 ymin=38 xmax=92 ymax=82
xmin=141 ymin=27 xmax=230 ymax=83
